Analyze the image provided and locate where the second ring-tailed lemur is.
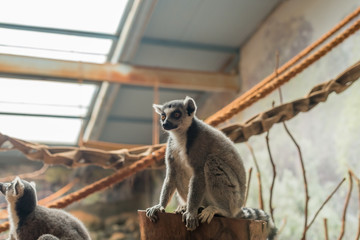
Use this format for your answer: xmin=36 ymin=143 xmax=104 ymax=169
xmin=146 ymin=97 xmax=276 ymax=239
xmin=0 ymin=177 xmax=91 ymax=240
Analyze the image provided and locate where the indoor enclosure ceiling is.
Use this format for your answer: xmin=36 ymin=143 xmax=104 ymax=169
xmin=0 ymin=0 xmax=282 ymax=148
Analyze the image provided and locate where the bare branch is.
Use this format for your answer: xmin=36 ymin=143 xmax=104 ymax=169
xmin=282 ymin=122 xmax=309 ymax=240
xmin=0 ymin=164 xmax=49 ymax=182
xmin=348 ymin=169 xmax=360 ymax=240
xmin=277 ymin=217 xmax=288 ymax=237
xmin=324 ymin=218 xmax=329 ymax=240
xmin=307 ymin=178 xmax=346 ymax=229
xmin=266 ymin=130 xmax=277 ymax=223
xmin=245 ymin=142 xmax=264 ymax=210
xmin=243 ymin=167 xmax=253 ymax=207
xmin=338 ymin=171 xmax=353 ymax=240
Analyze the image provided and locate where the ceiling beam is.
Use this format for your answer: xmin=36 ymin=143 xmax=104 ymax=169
xmin=0 ymin=54 xmax=240 ymax=91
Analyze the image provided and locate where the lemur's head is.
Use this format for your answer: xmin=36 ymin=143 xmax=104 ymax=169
xmin=153 ymin=96 xmax=197 ymax=133
xmin=0 ymin=177 xmax=37 ymax=211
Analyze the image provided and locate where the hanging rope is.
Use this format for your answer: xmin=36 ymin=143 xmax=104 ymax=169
xmin=0 ymin=6 xmax=360 ymax=234
xmin=206 ymin=8 xmax=360 ymax=126
xmin=221 ymin=61 xmax=360 ymax=143
xmin=228 ymin=7 xmax=360 ymax=114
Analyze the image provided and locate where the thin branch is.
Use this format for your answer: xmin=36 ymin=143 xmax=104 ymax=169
xmin=0 ymin=164 xmax=49 ymax=182
xmin=349 ymin=170 xmax=360 ymax=240
xmin=338 ymin=171 xmax=353 ymax=240
xmin=277 ymin=217 xmax=288 ymax=236
xmin=324 ymin=218 xmax=329 ymax=240
xmin=307 ymin=178 xmax=346 ymax=229
xmin=282 ymin=122 xmax=309 ymax=240
xmin=245 ymin=142 xmax=264 ymax=210
xmin=266 ymin=130 xmax=277 ymax=223
xmin=243 ymin=167 xmax=253 ymax=207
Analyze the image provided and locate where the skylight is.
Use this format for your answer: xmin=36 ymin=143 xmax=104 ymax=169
xmin=0 ymin=0 xmax=131 ymax=63
xmin=0 ymin=78 xmax=98 ymax=145
xmin=0 ymin=29 xmax=112 ymax=63
xmin=0 ymin=0 xmax=128 ymax=34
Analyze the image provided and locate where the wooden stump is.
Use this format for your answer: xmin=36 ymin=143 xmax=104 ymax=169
xmin=138 ymin=210 xmax=268 ymax=240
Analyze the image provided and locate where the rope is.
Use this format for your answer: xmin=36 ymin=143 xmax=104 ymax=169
xmin=206 ymin=10 xmax=360 ymax=126
xmin=230 ymin=7 xmax=360 ymax=110
xmin=0 ymin=6 xmax=360 ymax=234
xmin=221 ymin=61 xmax=360 ymax=142
xmin=46 ymin=147 xmax=166 ymax=209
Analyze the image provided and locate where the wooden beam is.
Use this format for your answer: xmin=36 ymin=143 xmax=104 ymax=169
xmin=0 ymin=54 xmax=239 ymax=91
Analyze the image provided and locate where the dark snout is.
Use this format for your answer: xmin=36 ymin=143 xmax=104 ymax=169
xmin=162 ymin=121 xmax=177 ymax=130
xmin=0 ymin=183 xmax=9 ymax=195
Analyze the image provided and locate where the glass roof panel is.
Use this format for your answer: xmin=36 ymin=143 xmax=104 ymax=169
xmin=0 ymin=45 xmax=107 ymax=63
xmin=0 ymin=78 xmax=97 ymax=107
xmin=0 ymin=28 xmax=112 ymax=63
xmin=0 ymin=0 xmax=129 ymax=34
xmin=0 ymin=78 xmax=98 ymax=144
xmin=0 ymin=28 xmax=112 ymax=54
xmin=0 ymin=115 xmax=83 ymax=145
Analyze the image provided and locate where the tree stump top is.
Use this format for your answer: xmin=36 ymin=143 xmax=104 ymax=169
xmin=138 ymin=210 xmax=268 ymax=240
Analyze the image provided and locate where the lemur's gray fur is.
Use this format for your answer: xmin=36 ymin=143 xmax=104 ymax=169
xmin=0 ymin=177 xmax=91 ymax=240
xmin=146 ymin=97 xmax=276 ymax=239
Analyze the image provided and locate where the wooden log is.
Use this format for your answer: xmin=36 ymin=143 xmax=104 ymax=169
xmin=138 ymin=210 xmax=269 ymax=240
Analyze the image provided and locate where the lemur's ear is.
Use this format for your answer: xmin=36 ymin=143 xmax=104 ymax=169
xmin=13 ymin=177 xmax=24 ymax=196
xmin=184 ymin=96 xmax=197 ymax=116
xmin=30 ymin=181 xmax=36 ymax=190
xmin=153 ymin=104 xmax=163 ymax=115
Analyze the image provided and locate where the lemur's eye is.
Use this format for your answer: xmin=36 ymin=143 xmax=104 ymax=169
xmin=172 ymin=111 xmax=181 ymax=119
xmin=161 ymin=114 xmax=166 ymax=121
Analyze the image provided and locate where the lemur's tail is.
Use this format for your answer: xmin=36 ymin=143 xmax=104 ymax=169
xmin=237 ymin=207 xmax=277 ymax=240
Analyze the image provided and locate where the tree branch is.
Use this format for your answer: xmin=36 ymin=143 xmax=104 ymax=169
xmin=324 ymin=218 xmax=329 ymax=240
xmin=245 ymin=142 xmax=264 ymax=210
xmin=338 ymin=171 xmax=353 ymax=240
xmin=243 ymin=167 xmax=253 ymax=207
xmin=282 ymin=122 xmax=309 ymax=240
xmin=307 ymin=178 xmax=346 ymax=229
xmin=266 ymin=130 xmax=277 ymax=223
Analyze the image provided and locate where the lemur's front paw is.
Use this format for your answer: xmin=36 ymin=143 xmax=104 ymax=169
xmin=146 ymin=204 xmax=165 ymax=222
xmin=182 ymin=211 xmax=199 ymax=231
xmin=175 ymin=204 xmax=187 ymax=214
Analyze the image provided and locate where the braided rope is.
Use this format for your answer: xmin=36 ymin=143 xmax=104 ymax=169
xmin=0 ymin=7 xmax=360 ymax=234
xmin=221 ymin=61 xmax=360 ymax=143
xmin=229 ymin=7 xmax=360 ymax=112
xmin=206 ymin=12 xmax=360 ymax=126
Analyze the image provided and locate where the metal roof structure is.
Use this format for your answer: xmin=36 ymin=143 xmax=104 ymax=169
xmin=0 ymin=0 xmax=282 ymax=147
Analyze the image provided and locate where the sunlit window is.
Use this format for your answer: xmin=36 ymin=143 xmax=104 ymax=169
xmin=0 ymin=29 xmax=112 ymax=63
xmin=0 ymin=78 xmax=98 ymax=145
xmin=0 ymin=0 xmax=131 ymax=63
xmin=0 ymin=0 xmax=128 ymax=34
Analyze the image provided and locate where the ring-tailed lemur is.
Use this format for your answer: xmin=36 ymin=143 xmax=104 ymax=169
xmin=146 ymin=97 xmax=277 ymax=239
xmin=0 ymin=177 xmax=91 ymax=240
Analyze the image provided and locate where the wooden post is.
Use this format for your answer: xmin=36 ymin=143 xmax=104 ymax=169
xmin=138 ymin=210 xmax=269 ymax=240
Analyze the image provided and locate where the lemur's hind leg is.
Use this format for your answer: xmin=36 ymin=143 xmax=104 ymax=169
xmin=174 ymin=191 xmax=187 ymax=214
xmin=203 ymin=155 xmax=243 ymax=220
xmin=198 ymin=205 xmax=229 ymax=223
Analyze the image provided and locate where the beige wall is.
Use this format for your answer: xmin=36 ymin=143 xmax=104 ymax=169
xmin=236 ymin=0 xmax=360 ymax=239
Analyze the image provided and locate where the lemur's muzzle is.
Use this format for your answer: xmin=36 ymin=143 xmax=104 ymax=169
xmin=162 ymin=121 xmax=177 ymax=130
